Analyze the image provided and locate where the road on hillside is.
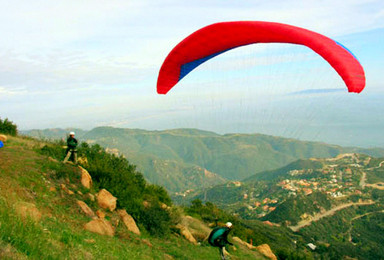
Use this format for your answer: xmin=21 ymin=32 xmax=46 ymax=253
xmin=360 ymin=171 xmax=366 ymax=188
xmin=363 ymin=160 xmax=384 ymax=189
xmin=289 ymin=201 xmax=375 ymax=232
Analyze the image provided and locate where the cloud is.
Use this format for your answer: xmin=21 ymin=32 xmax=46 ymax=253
xmin=0 ymin=86 xmax=27 ymax=96
xmin=288 ymin=88 xmax=345 ymax=96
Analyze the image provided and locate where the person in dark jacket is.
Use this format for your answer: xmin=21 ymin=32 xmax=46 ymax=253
xmin=63 ymin=131 xmax=78 ymax=164
xmin=208 ymin=222 xmax=234 ymax=260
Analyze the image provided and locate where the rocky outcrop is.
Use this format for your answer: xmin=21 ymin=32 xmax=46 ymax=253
xmin=77 ymin=156 xmax=89 ymax=167
xmin=84 ymin=218 xmax=114 ymax=236
xmin=118 ymin=209 xmax=140 ymax=235
xmin=181 ymin=216 xmax=211 ymax=241
xmin=60 ymin=184 xmax=74 ymax=195
xmin=96 ymin=209 xmax=105 ymax=219
xmin=142 ymin=239 xmax=152 ymax=247
xmin=14 ymin=202 xmax=42 ymax=222
xmin=232 ymin=237 xmax=255 ymax=250
xmin=76 ymin=200 xmax=95 ymax=217
xmin=0 ymin=134 xmax=7 ymax=142
xmin=232 ymin=237 xmax=277 ymax=259
xmin=256 ymin=244 xmax=277 ymax=260
xmin=86 ymin=193 xmax=95 ymax=202
xmin=78 ymin=166 xmax=92 ymax=189
xmin=262 ymin=221 xmax=280 ymax=227
xmin=175 ymin=224 xmax=197 ymax=245
xmin=97 ymin=189 xmax=116 ymax=212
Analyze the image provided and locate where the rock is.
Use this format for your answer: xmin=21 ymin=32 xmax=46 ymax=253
xmin=256 ymin=244 xmax=277 ymax=260
xmin=232 ymin=237 xmax=255 ymax=250
xmin=97 ymin=189 xmax=117 ymax=212
xmin=175 ymin=224 xmax=197 ymax=245
xmin=0 ymin=134 xmax=7 ymax=142
xmin=48 ymin=157 xmax=58 ymax=163
xmin=77 ymin=156 xmax=89 ymax=167
xmin=96 ymin=209 xmax=105 ymax=219
xmin=181 ymin=216 xmax=211 ymax=242
xmin=86 ymin=193 xmax=95 ymax=202
xmin=164 ymin=254 xmax=174 ymax=260
xmin=60 ymin=184 xmax=74 ymax=195
xmin=117 ymin=209 xmax=141 ymax=235
xmin=78 ymin=166 xmax=92 ymax=189
xmin=111 ymin=214 xmax=120 ymax=227
xmin=14 ymin=202 xmax=42 ymax=222
xmin=84 ymin=238 xmax=95 ymax=244
xmin=161 ymin=203 xmax=170 ymax=210
xmin=84 ymin=218 xmax=115 ymax=236
xmin=262 ymin=221 xmax=279 ymax=227
xmin=0 ymin=243 xmax=27 ymax=259
xmin=223 ymin=247 xmax=230 ymax=257
xmin=143 ymin=200 xmax=150 ymax=208
xmin=142 ymin=239 xmax=152 ymax=247
xmin=76 ymin=200 xmax=95 ymax=217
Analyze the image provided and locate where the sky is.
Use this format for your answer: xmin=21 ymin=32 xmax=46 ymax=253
xmin=0 ymin=0 xmax=383 ymax=147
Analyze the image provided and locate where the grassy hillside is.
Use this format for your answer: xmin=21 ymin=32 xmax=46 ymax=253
xmin=22 ymin=127 xmax=384 ymax=193
xmin=244 ymin=159 xmax=325 ymax=182
xmin=0 ymin=136 xmax=269 ymax=259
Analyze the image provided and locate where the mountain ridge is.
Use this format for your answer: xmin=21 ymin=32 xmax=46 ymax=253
xmin=22 ymin=127 xmax=384 ymax=193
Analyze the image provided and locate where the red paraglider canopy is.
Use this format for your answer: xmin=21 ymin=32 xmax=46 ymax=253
xmin=157 ymin=21 xmax=365 ymax=94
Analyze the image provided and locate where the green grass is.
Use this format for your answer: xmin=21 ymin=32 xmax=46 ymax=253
xmin=0 ymin=136 xmax=268 ymax=259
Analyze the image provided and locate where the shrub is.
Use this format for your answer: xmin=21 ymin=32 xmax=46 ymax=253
xmin=0 ymin=118 xmax=18 ymax=136
xmin=140 ymin=203 xmax=171 ymax=237
xmin=40 ymin=140 xmax=66 ymax=160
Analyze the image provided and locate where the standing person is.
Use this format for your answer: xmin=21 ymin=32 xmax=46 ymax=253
xmin=63 ymin=132 xmax=78 ymax=164
xmin=208 ymin=222 xmax=234 ymax=260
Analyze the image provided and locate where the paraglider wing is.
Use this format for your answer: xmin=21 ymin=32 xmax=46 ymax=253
xmin=157 ymin=21 xmax=365 ymax=94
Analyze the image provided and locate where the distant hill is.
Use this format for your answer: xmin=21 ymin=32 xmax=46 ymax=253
xmin=22 ymin=127 xmax=384 ymax=193
xmin=23 ymin=128 xmax=87 ymax=140
xmin=244 ymin=159 xmax=325 ymax=182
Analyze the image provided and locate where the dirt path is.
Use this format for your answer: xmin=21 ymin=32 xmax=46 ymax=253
xmin=366 ymin=182 xmax=384 ymax=190
xmin=345 ymin=210 xmax=384 ymax=242
xmin=363 ymin=160 xmax=384 ymax=189
xmin=367 ymin=160 xmax=384 ymax=170
xmin=289 ymin=201 xmax=375 ymax=232
xmin=379 ymin=161 xmax=384 ymax=168
xmin=360 ymin=171 xmax=366 ymax=188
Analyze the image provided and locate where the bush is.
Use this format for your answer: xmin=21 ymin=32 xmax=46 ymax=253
xmin=140 ymin=203 xmax=172 ymax=237
xmin=40 ymin=140 xmax=66 ymax=160
xmin=0 ymin=118 xmax=18 ymax=136
xmin=76 ymin=142 xmax=174 ymax=235
xmin=39 ymin=139 xmax=175 ymax=236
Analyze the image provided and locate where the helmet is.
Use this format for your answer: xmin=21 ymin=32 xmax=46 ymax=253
xmin=69 ymin=131 xmax=75 ymax=136
xmin=226 ymin=222 xmax=233 ymax=228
